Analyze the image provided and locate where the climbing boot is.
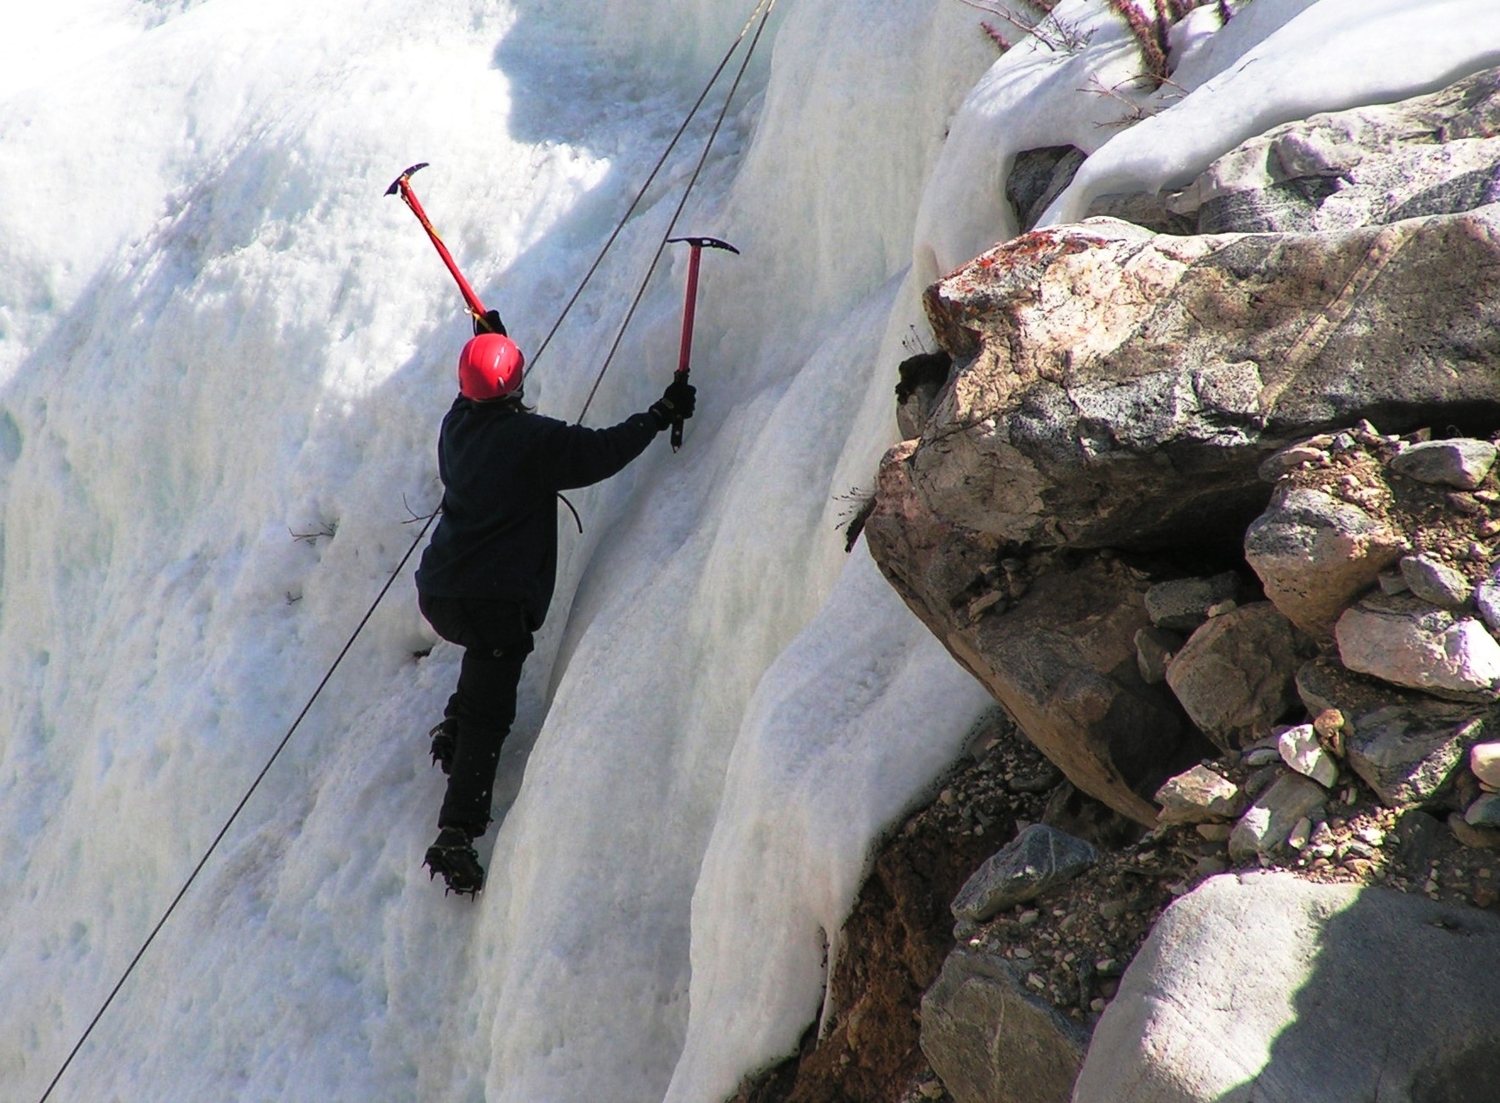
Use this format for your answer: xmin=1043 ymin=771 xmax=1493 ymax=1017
xmin=428 ymin=717 xmax=458 ymax=775
xmin=425 ymin=827 xmax=484 ymax=898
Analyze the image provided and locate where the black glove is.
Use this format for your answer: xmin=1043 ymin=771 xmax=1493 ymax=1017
xmin=648 ymin=377 xmax=696 ymax=430
xmin=473 ymin=309 xmax=507 ymax=337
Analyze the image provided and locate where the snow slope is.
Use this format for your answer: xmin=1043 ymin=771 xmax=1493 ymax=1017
xmin=3 ymin=1 xmax=1499 ymax=1101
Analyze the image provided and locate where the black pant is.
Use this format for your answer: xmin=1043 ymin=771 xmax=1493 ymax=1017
xmin=418 ymin=593 xmax=534 ymax=837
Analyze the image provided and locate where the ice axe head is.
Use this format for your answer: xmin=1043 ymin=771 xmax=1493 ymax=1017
xmin=385 ymin=162 xmax=429 ymax=196
xmin=666 ymin=235 xmax=740 ymax=256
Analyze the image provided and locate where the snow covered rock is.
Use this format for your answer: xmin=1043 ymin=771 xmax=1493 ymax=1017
xmin=1073 ymin=872 xmax=1500 ymax=1103
xmin=1088 ymin=66 xmax=1500 ymax=236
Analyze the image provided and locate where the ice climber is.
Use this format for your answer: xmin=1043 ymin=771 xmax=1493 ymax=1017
xmin=415 ymin=310 xmax=696 ymax=897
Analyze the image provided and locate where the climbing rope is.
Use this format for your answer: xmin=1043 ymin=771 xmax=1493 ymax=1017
xmin=575 ymin=0 xmax=777 ymax=424
xmin=528 ymin=0 xmax=777 ymax=381
xmin=36 ymin=3 xmax=777 ymax=1099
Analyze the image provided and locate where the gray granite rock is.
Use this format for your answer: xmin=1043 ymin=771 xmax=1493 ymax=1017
xmin=1228 ymin=774 xmax=1328 ymax=861
xmin=1073 ymin=871 xmax=1500 ymax=1102
xmin=1336 ymin=594 xmax=1500 ymax=701
xmin=1166 ymin=603 xmax=1303 ymax=752
xmin=1346 ymin=705 xmax=1486 ymax=807
xmin=1390 ymin=438 xmax=1498 ymax=490
xmin=921 ymin=946 xmax=1089 ymax=1103
xmin=951 ymin=824 xmax=1098 ymax=923
xmin=1400 ymin=553 xmax=1473 ymax=608
xmin=1144 ymin=573 xmax=1240 ymax=632
xmin=1244 ymin=487 xmax=1404 ymax=639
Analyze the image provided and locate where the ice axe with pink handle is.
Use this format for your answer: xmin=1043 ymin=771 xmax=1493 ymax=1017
xmin=666 ymin=235 xmax=739 ymax=451
xmin=387 ymin=163 xmax=504 ymax=333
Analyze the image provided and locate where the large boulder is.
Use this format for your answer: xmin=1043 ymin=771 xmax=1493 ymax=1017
xmin=867 ymin=456 xmax=1200 ymax=826
xmin=894 ymin=205 xmax=1500 ymax=556
xmin=1074 ymin=872 xmax=1500 ymax=1102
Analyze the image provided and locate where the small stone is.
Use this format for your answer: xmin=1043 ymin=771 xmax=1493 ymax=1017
xmin=1098 ymin=900 xmax=1127 ymax=921
xmin=1377 ymin=570 xmax=1411 ymax=596
xmin=968 ymin=590 xmax=1006 ymax=619
xmin=1244 ymin=746 xmax=1281 ymax=767
xmin=1013 ymin=946 xmax=1033 ymax=960
xmin=1389 ymin=437 xmax=1498 ymax=490
xmin=1473 ymin=742 xmax=1500 ymax=789
xmin=1196 ymin=822 xmax=1233 ymax=842
xmin=1466 ymin=794 xmax=1500 ymax=828
xmin=1450 ymin=812 xmax=1500 ymax=849
xmin=1313 ymin=708 xmax=1347 ymax=757
xmin=940 ymin=789 xmax=956 ymax=806
xmin=1026 ymin=973 xmax=1046 ymax=990
xmin=1258 ymin=444 xmax=1326 ymax=482
xmin=1090 ymin=998 xmax=1106 ymax=1013
xmin=1229 ymin=774 xmax=1329 ymax=861
xmin=1145 ymin=572 xmax=1241 ymax=632
xmin=1194 ymin=855 xmax=1229 ymax=877
xmin=1287 ymin=817 xmax=1313 ymax=849
xmin=1155 ymin=764 xmax=1247 ymax=824
xmin=1205 ymin=600 xmax=1238 ymax=618
xmin=951 ymin=824 xmax=1098 ymax=922
xmin=1400 ymin=554 xmax=1473 ymax=609
xmin=1094 ymin=958 xmax=1119 ymax=975
xmin=1477 ymin=577 xmax=1500 ymax=636
xmin=1355 ymin=824 xmax=1386 ymax=847
xmin=1019 ymin=909 xmax=1041 ymax=926
xmin=1135 ymin=626 xmax=1183 ymax=685
xmin=1279 ymin=724 xmax=1340 ymax=788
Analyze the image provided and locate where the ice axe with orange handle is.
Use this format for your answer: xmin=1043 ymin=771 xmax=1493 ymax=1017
xmin=666 ymin=235 xmax=739 ymax=451
xmin=387 ymin=163 xmax=504 ymax=335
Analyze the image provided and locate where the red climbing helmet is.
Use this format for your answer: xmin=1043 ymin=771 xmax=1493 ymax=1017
xmin=457 ymin=333 xmax=525 ymax=400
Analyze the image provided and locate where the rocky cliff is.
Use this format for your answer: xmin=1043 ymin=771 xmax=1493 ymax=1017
xmin=738 ymin=64 xmax=1500 ymax=1103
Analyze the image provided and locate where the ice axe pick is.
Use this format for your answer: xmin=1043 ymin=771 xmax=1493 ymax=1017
xmin=666 ymin=235 xmax=739 ymax=451
xmin=386 ymin=163 xmax=502 ymax=333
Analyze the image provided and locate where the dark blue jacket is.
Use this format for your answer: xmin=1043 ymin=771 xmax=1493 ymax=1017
xmin=415 ymin=396 xmax=659 ymax=628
